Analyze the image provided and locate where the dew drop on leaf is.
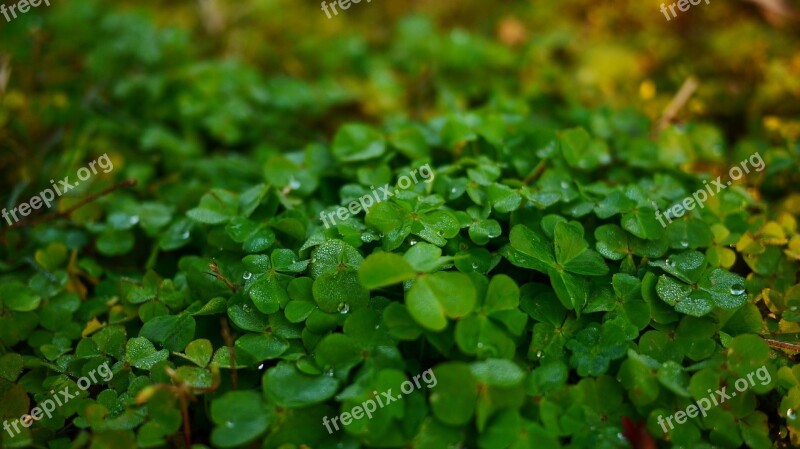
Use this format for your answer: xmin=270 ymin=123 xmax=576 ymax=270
xmin=788 ymin=409 xmax=797 ymax=420
xmin=243 ymin=272 xmax=252 ymax=280
xmin=337 ymin=302 xmax=350 ymax=314
xmin=409 ymin=239 xmax=418 ymax=246
xmin=730 ymin=284 xmax=745 ymax=295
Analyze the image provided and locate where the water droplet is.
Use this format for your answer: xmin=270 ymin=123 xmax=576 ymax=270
xmin=311 ymin=258 xmax=316 ymax=263
xmin=225 ymin=421 xmax=234 ymax=428
xmin=337 ymin=302 xmax=350 ymax=314
xmin=477 ymin=342 xmax=484 ymax=348
xmin=258 ymin=363 xmax=265 ymax=370
xmin=129 ymin=216 xmax=140 ymax=225
xmin=616 ymin=432 xmax=625 ymax=441
xmin=471 ymin=262 xmax=479 ymax=269
xmin=374 ymin=324 xmax=380 ymax=330
xmin=679 ymin=240 xmax=689 ymax=248
xmin=536 ymin=350 xmax=543 ymax=359
xmin=379 ymin=233 xmax=385 ymax=238
xmin=665 ymin=258 xmax=675 ymax=268
xmin=181 ymin=231 xmax=190 ymax=239
xmin=326 ymin=368 xmax=335 ymax=376
xmin=243 ymin=272 xmax=252 ymax=280
xmin=409 ymin=239 xmax=418 ymax=246
xmin=288 ymin=177 xmax=301 ymax=189
xmin=436 ymin=230 xmax=444 ymax=236
xmin=242 ymin=304 xmax=251 ymax=312
xmin=730 ymin=284 xmax=746 ymax=295
xmin=560 ymin=181 xmax=570 ymax=189
xmin=450 ymin=187 xmax=458 ymax=194
xmin=788 ymin=409 xmax=797 ymax=420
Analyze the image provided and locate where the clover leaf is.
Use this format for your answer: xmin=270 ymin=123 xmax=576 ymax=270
xmin=366 ymin=195 xmax=460 ymax=250
xmin=455 ymin=275 xmax=526 ymax=358
xmin=126 ymin=337 xmax=169 ymax=370
xmin=407 ymin=271 xmax=477 ymax=331
xmin=358 ymin=253 xmax=416 ymax=289
xmin=187 ymin=189 xmax=239 ymax=224
xmin=0 ymin=282 xmax=41 ymax=312
xmin=566 ymin=316 xmax=638 ymax=376
xmin=332 ymin=123 xmax=386 ymax=162
xmin=210 ymin=390 xmax=272 ymax=448
xmin=651 ymin=251 xmax=747 ymax=317
xmin=505 ymin=221 xmax=608 ymax=311
xmin=263 ymin=363 xmax=340 ymax=407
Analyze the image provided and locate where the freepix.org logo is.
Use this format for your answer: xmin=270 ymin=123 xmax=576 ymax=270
xmin=319 ymin=163 xmax=434 ymax=229
xmin=1 ymin=0 xmax=51 ymax=23
xmin=2 ymin=153 xmax=114 ymax=227
xmin=3 ymin=362 xmax=114 ymax=439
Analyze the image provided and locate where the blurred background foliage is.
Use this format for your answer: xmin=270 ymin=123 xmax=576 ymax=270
xmin=1 ymin=0 xmax=799 ymax=196
xmin=1 ymin=1 xmax=800 ymax=448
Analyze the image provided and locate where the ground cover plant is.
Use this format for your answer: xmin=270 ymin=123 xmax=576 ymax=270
xmin=1 ymin=0 xmax=800 ymax=448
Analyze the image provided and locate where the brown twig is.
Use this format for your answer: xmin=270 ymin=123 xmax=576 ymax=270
xmin=764 ymin=338 xmax=800 ymax=352
xmin=523 ymin=159 xmax=548 ymax=185
xmin=656 ymin=76 xmax=699 ymax=134
xmin=197 ymin=0 xmax=225 ymax=35
xmin=178 ymin=389 xmax=193 ymax=448
xmin=220 ymin=317 xmax=238 ymax=389
xmin=0 ymin=54 xmax=10 ymax=98
xmin=744 ymin=0 xmax=797 ymax=25
xmin=206 ymin=258 xmax=238 ymax=293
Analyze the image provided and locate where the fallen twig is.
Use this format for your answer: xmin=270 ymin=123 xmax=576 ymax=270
xmin=656 ymin=77 xmax=699 ymax=134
